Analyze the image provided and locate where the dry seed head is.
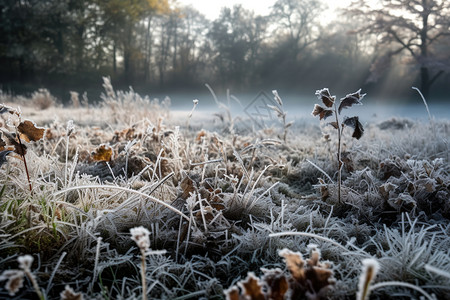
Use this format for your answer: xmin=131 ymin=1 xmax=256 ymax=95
xmin=18 ymin=254 xmax=34 ymax=271
xmin=272 ymin=90 xmax=283 ymax=106
xmin=357 ymin=258 xmax=380 ymax=300
xmin=130 ymin=226 xmax=151 ymax=251
xmin=0 ymin=270 xmax=25 ymax=296
xmin=67 ymin=120 xmax=75 ymax=136
xmin=60 ymin=285 xmax=83 ymax=300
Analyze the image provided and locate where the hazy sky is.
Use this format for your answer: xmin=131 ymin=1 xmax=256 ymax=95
xmin=177 ymin=0 xmax=354 ymax=20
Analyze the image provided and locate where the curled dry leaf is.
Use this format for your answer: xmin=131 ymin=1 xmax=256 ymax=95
xmin=1 ymin=131 xmax=27 ymax=156
xmin=18 ymin=120 xmax=45 ymax=142
xmin=312 ymin=104 xmax=333 ymax=120
xmin=225 ymin=286 xmax=240 ymax=300
xmin=279 ymin=249 xmax=305 ymax=281
xmin=60 ymin=285 xmax=84 ymax=300
xmin=338 ymin=89 xmax=365 ymax=114
xmin=91 ymin=144 xmax=113 ymax=162
xmin=0 ymin=136 xmax=6 ymax=151
xmin=239 ymin=273 xmax=266 ymax=300
xmin=343 ymin=116 xmax=364 ymax=139
xmin=328 ymin=122 xmax=339 ymax=129
xmin=0 ymin=104 xmax=20 ymax=117
xmin=262 ymin=268 xmax=289 ymax=300
xmin=279 ymin=248 xmax=334 ymax=299
xmin=315 ymin=88 xmax=335 ymax=108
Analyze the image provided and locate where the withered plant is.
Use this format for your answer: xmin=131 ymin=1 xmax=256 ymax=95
xmin=268 ymin=90 xmax=293 ymax=143
xmin=312 ymin=88 xmax=365 ymax=203
xmin=0 ymin=104 xmax=45 ymax=192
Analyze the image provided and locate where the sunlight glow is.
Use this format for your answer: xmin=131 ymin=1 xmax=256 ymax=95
xmin=177 ymin=0 xmax=355 ymax=20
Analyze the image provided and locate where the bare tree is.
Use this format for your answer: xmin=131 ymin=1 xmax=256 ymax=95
xmin=348 ymin=0 xmax=450 ymax=97
xmin=270 ymin=0 xmax=323 ymax=56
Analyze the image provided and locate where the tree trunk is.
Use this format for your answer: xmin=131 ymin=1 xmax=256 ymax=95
xmin=113 ymin=41 xmax=117 ymax=75
xmin=144 ymin=16 xmax=153 ymax=83
xmin=420 ymin=67 xmax=430 ymax=99
xmin=420 ymin=0 xmax=430 ymax=98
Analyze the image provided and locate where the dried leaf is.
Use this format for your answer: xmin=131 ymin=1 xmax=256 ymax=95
xmin=1 ymin=270 xmax=25 ymax=296
xmin=2 ymin=131 xmax=27 ymax=156
xmin=196 ymin=130 xmax=207 ymax=142
xmin=224 ymin=286 xmax=241 ymax=300
xmin=0 ymin=150 xmax=12 ymax=167
xmin=338 ymin=89 xmax=365 ymax=114
xmin=279 ymin=249 xmax=305 ymax=282
xmin=0 ymin=105 xmax=20 ymax=116
xmin=318 ymin=178 xmax=329 ymax=200
xmin=311 ymin=104 xmax=333 ymax=120
xmin=91 ymin=144 xmax=113 ymax=162
xmin=60 ymin=285 xmax=83 ymax=300
xmin=263 ymin=268 xmax=289 ymax=300
xmin=315 ymin=88 xmax=335 ymax=108
xmin=0 ymin=136 xmax=6 ymax=151
xmin=18 ymin=120 xmax=45 ymax=142
xmin=240 ymin=273 xmax=266 ymax=300
xmin=343 ymin=116 xmax=364 ymax=139
xmin=328 ymin=122 xmax=339 ymax=129
xmin=285 ymin=121 xmax=294 ymax=129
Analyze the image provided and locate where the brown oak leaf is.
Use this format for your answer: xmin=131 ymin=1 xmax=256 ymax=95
xmin=91 ymin=144 xmax=113 ymax=162
xmin=18 ymin=120 xmax=45 ymax=142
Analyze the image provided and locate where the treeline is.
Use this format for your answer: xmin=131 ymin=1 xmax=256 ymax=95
xmin=0 ymin=0 xmax=449 ymax=100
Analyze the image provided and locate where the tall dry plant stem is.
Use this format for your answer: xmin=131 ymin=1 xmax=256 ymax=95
xmin=17 ymin=136 xmax=32 ymax=193
xmin=140 ymin=248 xmax=147 ymax=300
xmin=333 ymin=101 xmax=342 ymax=204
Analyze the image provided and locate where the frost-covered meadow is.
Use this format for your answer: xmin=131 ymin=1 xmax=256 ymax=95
xmin=0 ymin=79 xmax=449 ymax=300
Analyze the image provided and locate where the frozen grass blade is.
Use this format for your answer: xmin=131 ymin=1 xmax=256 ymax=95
xmin=425 ymin=264 xmax=450 ymax=280
xmin=412 ymin=87 xmax=432 ymax=123
xmin=370 ymin=281 xmax=435 ymax=300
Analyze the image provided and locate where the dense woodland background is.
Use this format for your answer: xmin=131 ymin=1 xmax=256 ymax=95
xmin=0 ymin=0 xmax=449 ymax=102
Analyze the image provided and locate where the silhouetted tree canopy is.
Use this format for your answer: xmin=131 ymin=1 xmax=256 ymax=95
xmin=347 ymin=0 xmax=450 ymax=97
xmin=0 ymin=0 xmax=449 ymax=100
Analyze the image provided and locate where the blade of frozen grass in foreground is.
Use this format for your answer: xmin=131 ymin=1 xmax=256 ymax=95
xmin=425 ymin=264 xmax=450 ymax=280
xmin=370 ymin=281 xmax=435 ymax=300
xmin=412 ymin=87 xmax=432 ymax=123
xmin=269 ymin=231 xmax=367 ymax=254
xmin=53 ymin=185 xmax=190 ymax=221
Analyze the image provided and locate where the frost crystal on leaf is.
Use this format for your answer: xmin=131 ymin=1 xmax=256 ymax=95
xmin=343 ymin=116 xmax=364 ymax=139
xmin=338 ymin=89 xmax=365 ymax=114
xmin=312 ymin=104 xmax=333 ymax=120
xmin=315 ymin=88 xmax=335 ymax=108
